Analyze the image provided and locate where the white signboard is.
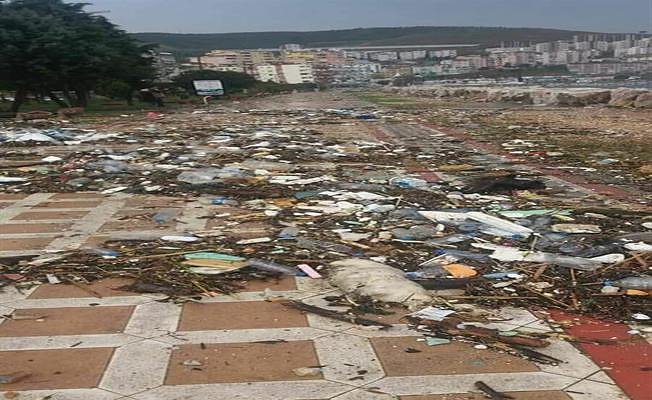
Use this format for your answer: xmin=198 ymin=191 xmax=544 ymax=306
xmin=192 ymin=80 xmax=224 ymax=96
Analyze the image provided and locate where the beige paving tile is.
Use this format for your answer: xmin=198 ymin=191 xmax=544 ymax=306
xmin=564 ymin=380 xmax=629 ymax=400
xmin=165 ymin=341 xmax=322 ymax=384
xmin=122 ymin=197 xmax=187 ymax=208
xmin=133 ymin=381 xmax=350 ymax=400
xmin=399 ymin=391 xmax=571 ymax=400
xmin=50 ymin=193 xmax=104 ymax=200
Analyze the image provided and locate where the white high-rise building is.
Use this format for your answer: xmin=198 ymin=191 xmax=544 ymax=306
xmin=255 ymin=65 xmax=281 ymax=83
xmin=280 ymin=64 xmax=315 ymax=84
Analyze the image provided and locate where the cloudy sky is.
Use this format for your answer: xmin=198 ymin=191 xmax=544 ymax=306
xmin=82 ymin=0 xmax=651 ymax=33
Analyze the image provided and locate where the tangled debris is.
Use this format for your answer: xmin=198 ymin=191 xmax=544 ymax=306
xmin=1 ymin=101 xmax=650 ymax=326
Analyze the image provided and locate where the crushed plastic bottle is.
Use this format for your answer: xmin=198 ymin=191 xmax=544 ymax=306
xmin=246 ymin=259 xmax=297 ymax=275
xmin=405 ymin=265 xmax=449 ymax=279
xmin=85 ymin=247 xmax=120 ymax=257
xmin=390 ymin=176 xmax=429 ymax=189
xmin=152 ymin=212 xmax=173 ymax=224
xmin=177 ymin=168 xmax=221 ymax=185
xmin=609 ymin=276 xmax=652 ymax=290
xmin=435 ymin=249 xmax=491 ymax=262
xmin=392 ymin=225 xmax=439 ymax=240
xmin=279 ymin=227 xmax=300 ymax=239
xmin=88 ymin=160 xmax=130 ymax=174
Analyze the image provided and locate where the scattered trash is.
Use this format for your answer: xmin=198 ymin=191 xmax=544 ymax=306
xmin=1 ymin=103 xmax=649 ymax=324
xmin=281 ymin=300 xmax=392 ymax=328
xmin=410 ymin=307 xmax=456 ymax=321
xmin=297 ymin=264 xmax=322 ymax=279
xmin=475 ymin=381 xmax=514 ymax=400
xmin=632 ymin=313 xmax=650 ymax=321
xmin=425 ymin=337 xmax=451 ymax=346
xmin=551 ymin=224 xmax=602 ymax=234
xmin=0 ymin=372 xmax=31 ymax=384
xmin=161 ymin=235 xmax=200 ymax=242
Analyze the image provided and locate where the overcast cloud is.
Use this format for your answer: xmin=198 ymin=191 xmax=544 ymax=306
xmin=81 ymin=0 xmax=652 ymax=33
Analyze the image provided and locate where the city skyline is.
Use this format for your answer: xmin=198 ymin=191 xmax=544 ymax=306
xmin=82 ymin=0 xmax=652 ymax=34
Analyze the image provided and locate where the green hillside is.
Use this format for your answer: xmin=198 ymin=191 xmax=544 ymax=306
xmin=132 ymin=26 xmax=598 ymax=57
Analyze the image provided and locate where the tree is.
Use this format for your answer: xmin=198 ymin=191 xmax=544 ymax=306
xmin=172 ymin=70 xmax=257 ymax=95
xmin=0 ymin=0 xmax=156 ymax=112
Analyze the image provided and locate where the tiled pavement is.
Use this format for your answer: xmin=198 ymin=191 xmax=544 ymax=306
xmin=0 ymin=191 xmax=631 ymax=400
xmin=0 ymin=122 xmax=644 ymax=400
xmin=0 ymin=270 xmax=631 ymax=400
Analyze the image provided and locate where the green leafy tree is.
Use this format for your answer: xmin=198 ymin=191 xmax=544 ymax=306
xmin=0 ymin=0 xmax=156 ymax=112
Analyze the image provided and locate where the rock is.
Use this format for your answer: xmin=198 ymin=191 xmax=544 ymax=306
xmin=634 ymin=92 xmax=652 ymax=108
xmin=639 ymin=164 xmax=652 ymax=176
xmin=403 ymin=85 xmax=650 ymax=109
xmin=608 ymin=88 xmax=646 ymax=107
xmin=556 ymin=90 xmax=611 ymax=106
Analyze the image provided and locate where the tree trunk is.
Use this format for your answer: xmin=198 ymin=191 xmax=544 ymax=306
xmin=11 ymin=87 xmax=27 ymax=113
xmin=62 ymin=85 xmax=74 ymax=106
xmin=125 ymin=90 xmax=134 ymax=106
xmin=74 ymin=89 xmax=89 ymax=107
xmin=48 ymin=92 xmax=69 ymax=108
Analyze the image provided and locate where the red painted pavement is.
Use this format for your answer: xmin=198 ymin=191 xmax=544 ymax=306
xmin=549 ymin=310 xmax=651 ymax=400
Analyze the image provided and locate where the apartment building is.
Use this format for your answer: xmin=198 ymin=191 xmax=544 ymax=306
xmin=280 ymin=64 xmax=315 ymax=84
xmin=489 ymin=49 xmax=538 ymax=67
xmin=398 ymin=50 xmax=427 ymax=61
xmin=368 ymin=51 xmax=399 ymax=62
xmin=331 ymin=62 xmax=381 ymax=85
xmin=255 ymin=65 xmax=281 ymax=83
xmin=428 ymin=50 xmax=457 ymax=59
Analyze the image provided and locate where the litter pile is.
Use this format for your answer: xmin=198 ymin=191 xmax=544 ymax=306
xmin=1 ymin=105 xmax=650 ymax=324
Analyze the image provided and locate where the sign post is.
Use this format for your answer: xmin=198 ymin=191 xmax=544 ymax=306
xmin=192 ymin=80 xmax=224 ymax=96
xmin=192 ymin=80 xmax=224 ymax=106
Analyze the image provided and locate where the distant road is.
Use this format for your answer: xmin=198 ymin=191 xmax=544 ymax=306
xmin=249 ymin=44 xmax=480 ymax=51
xmin=305 ymin=44 xmax=479 ymax=50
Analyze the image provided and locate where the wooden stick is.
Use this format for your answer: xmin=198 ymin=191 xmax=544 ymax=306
xmin=280 ymin=300 xmax=392 ymax=328
xmin=137 ymin=249 xmax=215 ymax=260
xmin=438 ymin=295 xmax=538 ymax=300
xmin=523 ymin=287 xmax=571 ymax=309
xmin=68 ymin=280 xmax=103 ymax=298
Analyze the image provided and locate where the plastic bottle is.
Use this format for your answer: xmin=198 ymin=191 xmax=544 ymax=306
xmin=85 ymin=247 xmax=120 ymax=257
xmin=435 ymin=249 xmax=490 ymax=262
xmin=278 ymin=227 xmax=300 ymax=239
xmin=609 ymin=276 xmax=652 ymax=290
xmin=390 ymin=176 xmax=428 ymax=189
xmin=576 ymin=244 xmax=623 ymax=258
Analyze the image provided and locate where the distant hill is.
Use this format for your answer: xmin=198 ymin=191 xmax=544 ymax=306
xmin=132 ymin=26 xmax=597 ymax=58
